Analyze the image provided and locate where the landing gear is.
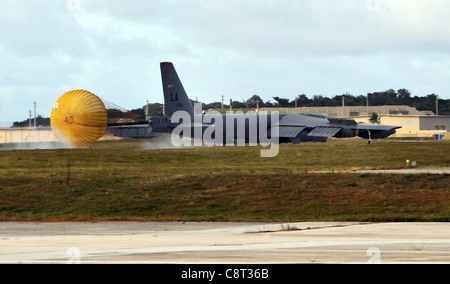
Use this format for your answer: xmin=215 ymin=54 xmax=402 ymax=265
xmin=368 ymin=130 xmax=373 ymax=145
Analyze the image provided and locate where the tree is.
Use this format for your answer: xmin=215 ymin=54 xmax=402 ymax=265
xmin=369 ymin=112 xmax=379 ymax=124
xmin=12 ymin=115 xmax=50 ymax=128
xmin=246 ymin=95 xmax=264 ymax=108
xmin=296 ymin=94 xmax=311 ymax=107
xmin=203 ymin=102 xmax=223 ymax=110
xmin=397 ymin=89 xmax=411 ymax=105
xmin=231 ymin=100 xmax=246 ymax=109
xmin=272 ymin=97 xmax=291 ymax=107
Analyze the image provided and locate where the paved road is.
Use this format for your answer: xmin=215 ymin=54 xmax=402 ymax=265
xmin=311 ymin=168 xmax=450 ymax=174
xmin=0 ymin=222 xmax=448 ymax=264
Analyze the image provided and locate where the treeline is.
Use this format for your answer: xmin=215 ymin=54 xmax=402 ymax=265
xmin=13 ymin=116 xmax=50 ymax=128
xmin=199 ymin=89 xmax=449 ymax=114
xmin=133 ymin=89 xmax=449 ymax=117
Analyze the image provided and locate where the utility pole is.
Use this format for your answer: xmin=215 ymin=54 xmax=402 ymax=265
xmin=342 ymin=96 xmax=345 ymax=118
xmin=436 ymin=94 xmax=439 ymax=116
xmin=29 ymin=110 xmax=32 ymax=128
xmin=145 ymin=100 xmax=149 ymax=121
xmin=221 ymin=95 xmax=224 ymax=109
xmin=33 ymin=101 xmax=37 ymax=128
xmin=230 ymin=99 xmax=232 ymax=112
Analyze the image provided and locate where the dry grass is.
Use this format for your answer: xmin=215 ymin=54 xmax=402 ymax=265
xmin=0 ymin=138 xmax=449 ymax=221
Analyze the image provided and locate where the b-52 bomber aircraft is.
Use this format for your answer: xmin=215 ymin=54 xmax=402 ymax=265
xmin=113 ymin=62 xmax=400 ymax=151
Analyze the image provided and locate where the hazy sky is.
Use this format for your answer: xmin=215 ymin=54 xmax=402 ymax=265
xmin=1 ymin=0 xmax=449 ymax=123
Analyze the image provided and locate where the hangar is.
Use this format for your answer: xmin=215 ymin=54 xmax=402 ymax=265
xmin=354 ymin=115 xmax=449 ymax=138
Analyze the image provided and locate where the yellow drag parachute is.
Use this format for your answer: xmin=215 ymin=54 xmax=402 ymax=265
xmin=51 ymin=90 xmax=108 ymax=147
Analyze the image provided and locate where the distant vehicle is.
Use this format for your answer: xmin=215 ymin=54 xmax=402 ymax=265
xmin=114 ymin=62 xmax=401 ymax=145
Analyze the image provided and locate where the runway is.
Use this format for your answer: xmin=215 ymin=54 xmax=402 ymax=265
xmin=0 ymin=222 xmax=449 ymax=264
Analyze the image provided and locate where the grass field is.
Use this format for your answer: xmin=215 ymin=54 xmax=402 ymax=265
xmin=0 ymin=137 xmax=449 ymax=222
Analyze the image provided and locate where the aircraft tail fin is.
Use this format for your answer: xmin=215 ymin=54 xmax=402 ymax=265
xmin=160 ymin=62 xmax=194 ymax=117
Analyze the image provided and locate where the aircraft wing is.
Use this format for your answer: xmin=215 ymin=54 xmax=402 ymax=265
xmin=277 ymin=114 xmax=400 ymax=143
xmin=306 ymin=127 xmax=342 ymax=137
xmin=278 ymin=126 xmax=306 ymax=138
xmin=354 ymin=122 xmax=401 ymax=140
xmin=355 ymin=122 xmax=401 ymax=131
xmin=277 ymin=114 xmax=342 ymax=143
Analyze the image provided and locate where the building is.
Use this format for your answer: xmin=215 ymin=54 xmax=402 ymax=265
xmin=0 ymin=128 xmax=58 ymax=144
xmin=0 ymin=127 xmax=123 ymax=145
xmin=353 ymin=115 xmax=449 ymax=138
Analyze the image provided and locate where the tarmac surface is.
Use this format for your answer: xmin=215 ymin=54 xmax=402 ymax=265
xmin=0 ymin=222 xmax=449 ymax=264
xmin=311 ymin=167 xmax=450 ymax=174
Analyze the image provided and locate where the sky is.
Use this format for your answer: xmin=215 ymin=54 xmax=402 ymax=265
xmin=1 ymin=0 xmax=450 ymax=124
